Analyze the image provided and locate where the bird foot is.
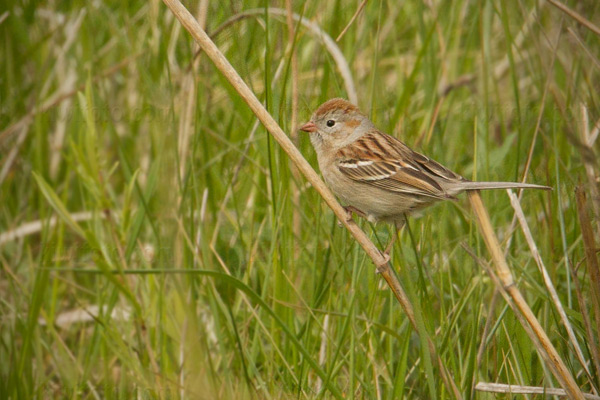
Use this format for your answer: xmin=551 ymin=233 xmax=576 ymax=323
xmin=338 ymin=206 xmax=366 ymax=226
xmin=343 ymin=206 xmax=366 ymax=221
xmin=375 ymin=251 xmax=391 ymax=273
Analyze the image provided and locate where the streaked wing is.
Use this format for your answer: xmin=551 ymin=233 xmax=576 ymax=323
xmin=336 ymin=131 xmax=463 ymax=199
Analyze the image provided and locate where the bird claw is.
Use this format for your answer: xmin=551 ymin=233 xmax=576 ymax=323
xmin=343 ymin=206 xmax=367 ymax=221
xmin=375 ymin=252 xmax=391 ymax=273
xmin=338 ymin=206 xmax=357 ymax=227
xmin=343 ymin=206 xmax=355 ymax=222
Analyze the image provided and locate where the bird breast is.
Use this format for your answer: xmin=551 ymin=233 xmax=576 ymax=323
xmin=317 ymin=155 xmax=414 ymax=223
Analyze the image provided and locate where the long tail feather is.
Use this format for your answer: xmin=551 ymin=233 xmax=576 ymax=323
xmin=460 ymin=181 xmax=551 ymax=191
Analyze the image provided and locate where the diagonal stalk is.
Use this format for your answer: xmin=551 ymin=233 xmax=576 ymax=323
xmin=161 ymin=0 xmax=461 ymax=397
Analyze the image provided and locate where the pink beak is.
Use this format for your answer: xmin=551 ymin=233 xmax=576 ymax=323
xmin=299 ymin=121 xmax=317 ymax=133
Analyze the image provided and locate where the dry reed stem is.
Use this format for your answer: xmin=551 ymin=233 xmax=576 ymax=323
xmin=335 ymin=0 xmax=368 ymax=42
xmin=0 ymin=211 xmax=97 ymax=246
xmin=161 ymin=1 xmax=461 ymax=397
xmin=475 ymin=382 xmax=600 ymax=399
xmin=546 ymin=0 xmax=600 ymax=37
xmin=467 ymin=190 xmax=585 ymax=399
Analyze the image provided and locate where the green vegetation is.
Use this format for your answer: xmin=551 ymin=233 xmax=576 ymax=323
xmin=1 ymin=1 xmax=599 ymax=398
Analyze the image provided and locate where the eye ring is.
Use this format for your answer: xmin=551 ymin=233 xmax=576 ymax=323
xmin=326 ymin=119 xmax=335 ymax=127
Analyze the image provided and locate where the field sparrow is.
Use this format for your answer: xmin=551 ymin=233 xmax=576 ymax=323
xmin=300 ymin=98 xmax=550 ymax=256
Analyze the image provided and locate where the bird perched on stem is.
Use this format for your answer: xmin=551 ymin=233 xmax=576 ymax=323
xmin=300 ymin=98 xmax=550 ymax=259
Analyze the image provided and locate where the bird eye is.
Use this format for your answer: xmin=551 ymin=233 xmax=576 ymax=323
xmin=326 ymin=120 xmax=335 ymax=127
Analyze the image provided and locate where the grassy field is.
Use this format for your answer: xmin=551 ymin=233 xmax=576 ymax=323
xmin=1 ymin=0 xmax=600 ymax=398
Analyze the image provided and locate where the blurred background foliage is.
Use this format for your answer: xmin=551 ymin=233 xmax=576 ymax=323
xmin=1 ymin=0 xmax=599 ymax=398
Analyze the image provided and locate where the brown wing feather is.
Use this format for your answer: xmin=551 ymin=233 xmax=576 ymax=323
xmin=336 ymin=131 xmax=463 ymax=199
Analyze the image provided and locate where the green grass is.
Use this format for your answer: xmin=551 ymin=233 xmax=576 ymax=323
xmin=1 ymin=0 xmax=599 ymax=398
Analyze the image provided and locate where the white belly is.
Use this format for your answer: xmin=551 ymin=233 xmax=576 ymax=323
xmin=320 ymin=160 xmax=415 ymax=223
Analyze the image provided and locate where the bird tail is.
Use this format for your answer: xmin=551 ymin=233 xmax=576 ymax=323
xmin=459 ymin=181 xmax=551 ymax=191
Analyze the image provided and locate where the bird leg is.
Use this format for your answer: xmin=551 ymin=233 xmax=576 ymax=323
xmin=383 ymin=230 xmax=398 ymax=256
xmin=383 ymin=220 xmax=405 ymax=257
xmin=373 ymin=220 xmax=406 ymax=273
xmin=343 ymin=205 xmax=366 ymax=222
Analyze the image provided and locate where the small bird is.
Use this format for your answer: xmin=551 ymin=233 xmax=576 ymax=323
xmin=300 ymin=98 xmax=550 ymax=257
